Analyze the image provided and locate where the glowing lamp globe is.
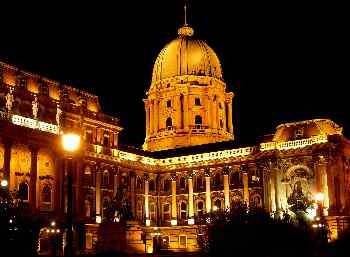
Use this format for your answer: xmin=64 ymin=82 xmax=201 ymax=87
xmin=315 ymin=193 xmax=324 ymax=202
xmin=1 ymin=179 xmax=8 ymax=187
xmin=62 ymin=133 xmax=81 ymax=152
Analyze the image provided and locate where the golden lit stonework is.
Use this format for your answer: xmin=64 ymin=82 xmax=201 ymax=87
xmin=143 ymin=25 xmax=234 ymax=151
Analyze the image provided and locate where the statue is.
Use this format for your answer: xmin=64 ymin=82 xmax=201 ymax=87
xmin=32 ymin=95 xmax=38 ymax=119
xmin=5 ymin=87 xmax=14 ymax=113
xmin=287 ymin=181 xmax=311 ymax=214
xmin=56 ymin=103 xmax=62 ymax=127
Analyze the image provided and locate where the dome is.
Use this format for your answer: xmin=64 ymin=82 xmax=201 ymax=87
xmin=151 ymin=26 xmax=223 ymax=85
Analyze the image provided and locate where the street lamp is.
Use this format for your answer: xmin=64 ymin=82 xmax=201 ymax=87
xmin=1 ymin=179 xmax=8 ymax=188
xmin=61 ymin=132 xmax=81 ymax=256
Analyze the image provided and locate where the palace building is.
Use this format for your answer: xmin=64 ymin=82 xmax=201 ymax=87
xmin=1 ymin=19 xmax=350 ymax=255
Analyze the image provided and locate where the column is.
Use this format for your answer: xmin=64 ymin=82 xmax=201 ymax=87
xmin=3 ymin=138 xmax=12 ymax=186
xmin=226 ymin=98 xmax=233 ymax=134
xmin=223 ymin=174 xmax=230 ymax=210
xmin=316 ymin=157 xmax=329 ymax=214
xmin=212 ymin=98 xmax=217 ymax=130
xmin=205 ymin=175 xmax=211 ymax=213
xmin=183 ymin=94 xmax=189 ymax=131
xmin=188 ymin=176 xmax=194 ymax=223
xmin=153 ymin=100 xmax=159 ymax=134
xmin=113 ymin=173 xmax=118 ymax=197
xmin=29 ymin=145 xmax=38 ymax=209
xmin=144 ymin=177 xmax=150 ymax=225
xmin=207 ymin=95 xmax=212 ymax=129
xmin=171 ymin=177 xmax=177 ymax=225
xmin=130 ymin=172 xmax=136 ymax=215
xmin=243 ymin=172 xmax=249 ymax=207
xmin=149 ymin=101 xmax=154 ymax=136
xmin=95 ymin=167 xmax=101 ymax=222
xmin=144 ymin=100 xmax=150 ymax=138
xmin=274 ymin=168 xmax=281 ymax=212
xmin=176 ymin=96 xmax=182 ymax=129
xmin=262 ymin=171 xmax=271 ymax=212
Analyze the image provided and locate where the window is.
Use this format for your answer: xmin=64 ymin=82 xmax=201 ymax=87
xmin=220 ymin=120 xmax=224 ymax=128
xmin=164 ymin=179 xmax=170 ymax=192
xmin=42 ymin=185 xmax=51 ymax=203
xmin=195 ymin=98 xmax=201 ymax=106
xmin=214 ymin=173 xmax=221 ymax=187
xmin=179 ymin=235 xmax=187 ymax=248
xmin=103 ymin=132 xmax=109 ymax=146
xmin=17 ymin=74 xmax=27 ymax=89
xmin=195 ymin=115 xmax=202 ymax=128
xmin=137 ymin=177 xmax=143 ymax=190
xmin=149 ymin=179 xmax=155 ymax=192
xmin=214 ymin=199 xmax=221 ymax=210
xmin=40 ymin=82 xmax=49 ymax=96
xmin=103 ymin=171 xmax=109 ymax=185
xmin=166 ymin=100 xmax=171 ymax=108
xmin=294 ymin=128 xmax=304 ymax=140
xmin=180 ymin=202 xmax=187 ymax=219
xmin=166 ymin=117 xmax=172 ymax=129
xmin=85 ymin=130 xmax=93 ymax=143
xmin=196 ymin=177 xmax=203 ymax=191
xmin=219 ymin=102 xmax=222 ymax=109
xmin=163 ymin=204 xmax=170 ymax=221
xmin=197 ymin=201 xmax=204 ymax=216
xmin=180 ymin=177 xmax=186 ymax=189
xmin=79 ymin=97 xmax=87 ymax=108
xmin=19 ymin=182 xmax=29 ymax=201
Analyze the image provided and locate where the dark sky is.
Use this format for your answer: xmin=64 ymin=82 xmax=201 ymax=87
xmin=1 ymin=1 xmax=349 ymax=147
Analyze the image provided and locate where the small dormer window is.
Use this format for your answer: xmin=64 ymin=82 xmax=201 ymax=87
xmin=195 ymin=98 xmax=201 ymax=106
xmin=294 ymin=128 xmax=304 ymax=140
xmin=167 ymin=83 xmax=170 ymax=88
xmin=166 ymin=100 xmax=171 ymax=108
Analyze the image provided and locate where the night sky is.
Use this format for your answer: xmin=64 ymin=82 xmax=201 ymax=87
xmin=0 ymin=1 xmax=349 ymax=148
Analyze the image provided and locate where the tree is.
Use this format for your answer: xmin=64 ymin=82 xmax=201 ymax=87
xmin=198 ymin=203 xmax=313 ymax=257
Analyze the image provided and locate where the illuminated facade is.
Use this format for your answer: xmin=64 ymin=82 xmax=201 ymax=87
xmin=1 ymin=22 xmax=350 ymax=255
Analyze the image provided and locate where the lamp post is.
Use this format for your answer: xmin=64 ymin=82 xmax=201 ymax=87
xmin=61 ymin=132 xmax=81 ymax=256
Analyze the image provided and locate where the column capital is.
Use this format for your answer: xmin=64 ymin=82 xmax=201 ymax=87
xmin=204 ymin=168 xmax=211 ymax=177
xmin=222 ymin=166 xmax=230 ymax=175
xmin=170 ymin=174 xmax=177 ymax=181
xmin=143 ymin=174 xmax=150 ymax=181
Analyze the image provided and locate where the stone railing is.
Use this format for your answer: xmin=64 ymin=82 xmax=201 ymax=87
xmin=260 ymin=135 xmax=328 ymax=151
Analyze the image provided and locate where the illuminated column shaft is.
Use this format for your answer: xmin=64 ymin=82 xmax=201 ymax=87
xmin=223 ymin=174 xmax=230 ymax=210
xmin=274 ymin=169 xmax=281 ymax=211
xmin=207 ymin=96 xmax=212 ymax=129
xmin=3 ymin=139 xmax=12 ymax=187
xmin=183 ymin=94 xmax=189 ymax=131
xmin=154 ymin=100 xmax=159 ymax=134
xmin=176 ymin=96 xmax=182 ymax=129
xmin=188 ymin=178 xmax=194 ymax=218
xmin=95 ymin=170 xmax=101 ymax=216
xmin=243 ymin=173 xmax=249 ymax=206
xmin=145 ymin=101 xmax=150 ymax=138
xmin=113 ymin=174 xmax=118 ymax=197
xmin=212 ymin=99 xmax=217 ymax=130
xmin=149 ymin=101 xmax=154 ymax=136
xmin=205 ymin=176 xmax=211 ymax=213
xmin=29 ymin=146 xmax=38 ymax=208
xmin=227 ymin=101 xmax=233 ymax=134
xmin=171 ymin=180 xmax=177 ymax=219
xmin=145 ymin=179 xmax=149 ymax=219
xmin=318 ymin=161 xmax=329 ymax=211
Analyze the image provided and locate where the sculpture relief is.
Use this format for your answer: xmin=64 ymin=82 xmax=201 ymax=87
xmin=32 ymin=95 xmax=38 ymax=119
xmin=5 ymin=87 xmax=14 ymax=112
xmin=56 ymin=103 xmax=62 ymax=127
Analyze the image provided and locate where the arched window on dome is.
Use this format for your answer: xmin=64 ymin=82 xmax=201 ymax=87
xmin=166 ymin=117 xmax=172 ymax=130
xmin=195 ymin=115 xmax=202 ymax=129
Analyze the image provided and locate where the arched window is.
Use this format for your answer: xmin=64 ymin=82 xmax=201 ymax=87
xmin=195 ymin=115 xmax=202 ymax=128
xmin=166 ymin=117 xmax=172 ymax=130
xmin=180 ymin=202 xmax=187 ymax=219
xmin=164 ymin=179 xmax=170 ymax=192
xmin=149 ymin=179 xmax=155 ymax=192
xmin=214 ymin=199 xmax=221 ymax=210
xmin=42 ymin=185 xmax=51 ymax=203
xmin=19 ymin=182 xmax=29 ymax=201
xmin=180 ymin=177 xmax=186 ymax=189
xmin=197 ymin=201 xmax=204 ymax=216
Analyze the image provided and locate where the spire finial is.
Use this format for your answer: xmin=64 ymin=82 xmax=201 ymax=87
xmin=184 ymin=4 xmax=188 ymax=26
xmin=178 ymin=0 xmax=194 ymax=37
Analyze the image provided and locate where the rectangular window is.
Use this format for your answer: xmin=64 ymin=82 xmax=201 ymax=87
xmin=179 ymin=235 xmax=187 ymax=248
xmin=195 ymin=98 xmax=201 ymax=106
xmin=166 ymin=100 xmax=171 ymax=108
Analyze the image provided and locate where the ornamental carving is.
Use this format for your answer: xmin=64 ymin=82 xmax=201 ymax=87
xmin=5 ymin=87 xmax=14 ymax=112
